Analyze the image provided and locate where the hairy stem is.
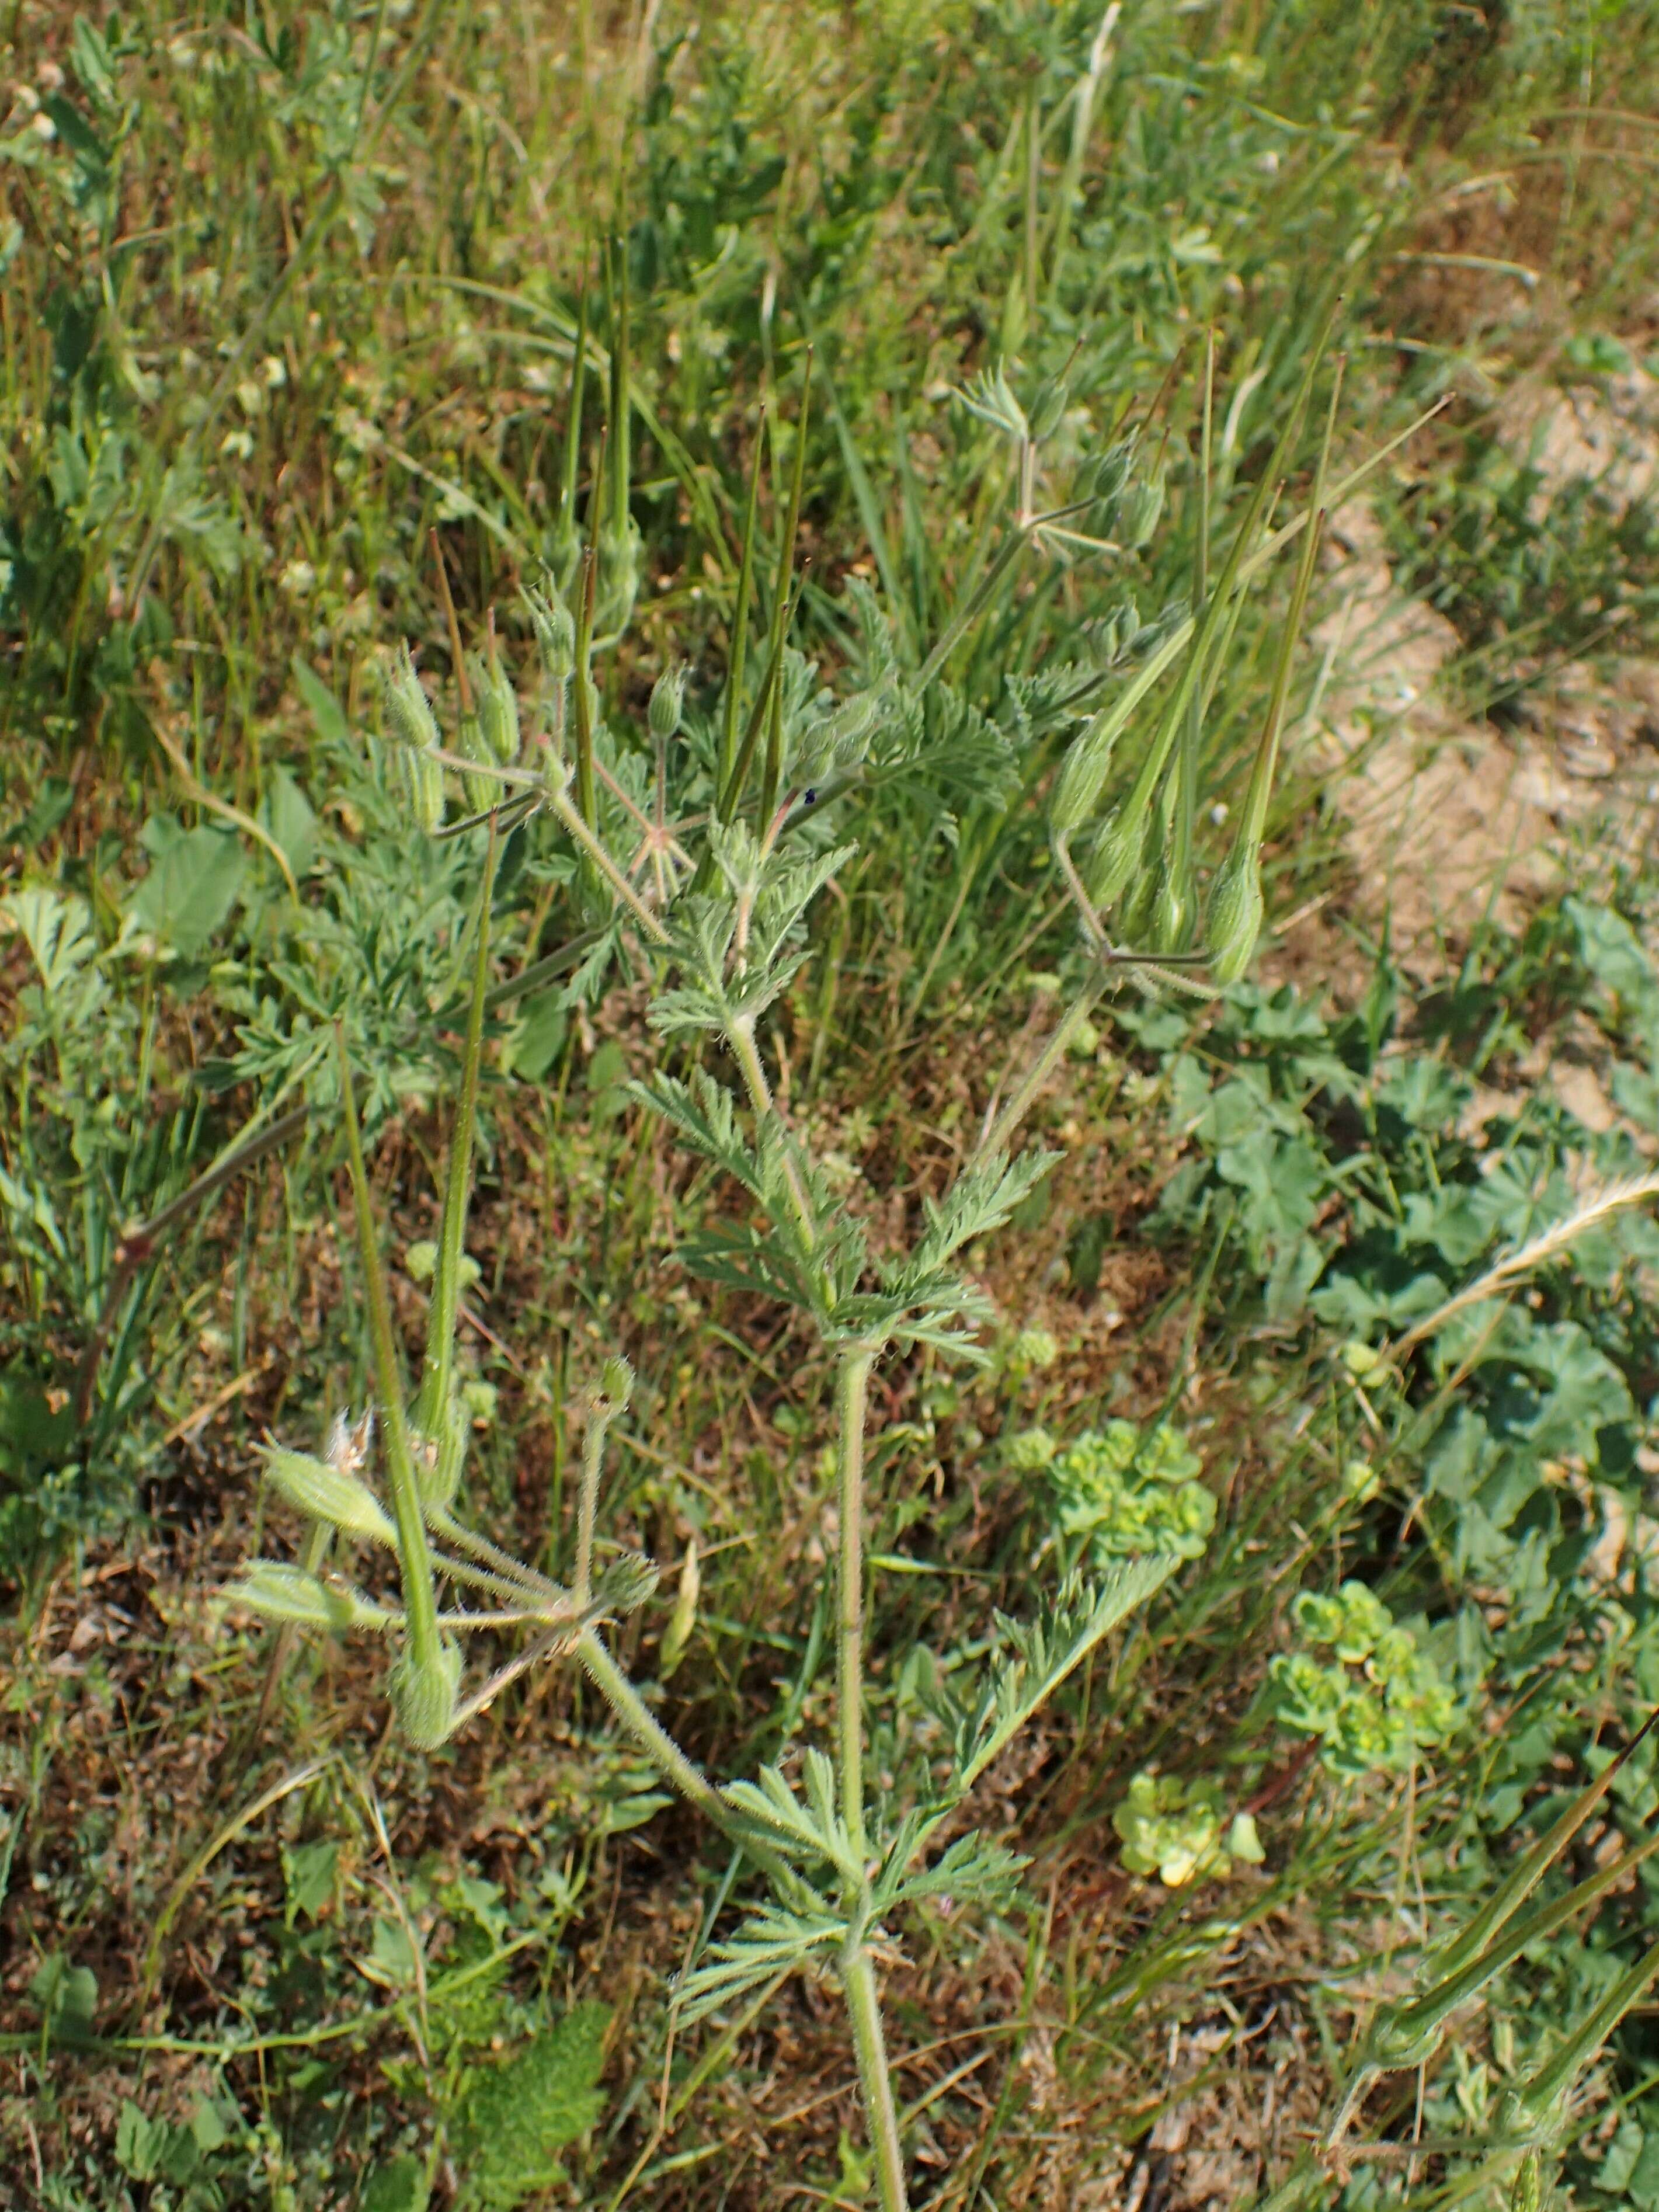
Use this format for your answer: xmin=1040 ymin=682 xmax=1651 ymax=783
xmin=427 ymin=1505 xmax=558 ymax=1603
xmin=414 ymin=829 xmax=499 ymax=1435
xmin=336 ymin=1035 xmax=441 ymax=1673
xmin=575 ymin=1630 xmax=801 ymax=1898
xmin=728 ymin=1016 xmax=818 ymax=1248
xmin=574 ymin=1411 xmax=608 ymax=1606
xmin=836 ymin=1347 xmax=876 ymax=1859
xmin=841 ymin=1943 xmax=909 ymax=2212
xmin=577 ymin=1629 xmax=725 ymax=1821
xmin=973 ymin=971 xmax=1111 ymax=1165
xmin=548 ymin=785 xmax=667 ymax=940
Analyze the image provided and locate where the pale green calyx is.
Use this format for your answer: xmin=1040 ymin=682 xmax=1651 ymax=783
xmin=474 ymin=650 xmax=521 ymax=763
xmin=1206 ymin=848 xmax=1264 ymax=985
xmin=598 ymin=1354 xmax=635 ymax=1411
xmin=389 ymin=1633 xmax=463 ymax=1750
xmin=228 ymin=1560 xmax=394 ymax=1633
xmin=525 ymin=583 xmax=576 ymax=681
xmin=381 ymin=644 xmax=440 ymax=751
xmin=259 ymin=1442 xmax=397 ymax=1547
xmin=649 ymin=663 xmax=688 ymax=742
xmin=401 ymin=747 xmax=445 ymax=836
xmin=659 ymin=1539 xmax=700 ymax=1679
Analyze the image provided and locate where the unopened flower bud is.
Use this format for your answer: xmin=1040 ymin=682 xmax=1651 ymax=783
xmin=456 ymin=711 xmax=498 ymax=815
xmin=1084 ymin=805 xmax=1142 ymax=909
xmin=389 ymin=1634 xmax=462 ymax=1749
xmin=1050 ymin=712 xmax=1120 ymax=836
xmin=649 ymin=663 xmax=687 ymax=742
xmin=1084 ymin=441 xmax=1134 ymax=512
xmin=525 ymin=585 xmax=576 ymax=681
xmin=259 ymin=1443 xmax=396 ymax=1546
xmin=598 ymin=1355 xmax=634 ymax=1411
xmin=596 ymin=516 xmax=642 ymax=638
xmin=1150 ymin=862 xmax=1193 ymax=955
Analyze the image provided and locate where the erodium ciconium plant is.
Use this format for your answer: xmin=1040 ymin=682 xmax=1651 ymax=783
xmin=227 ymin=336 xmax=1656 ymax=2208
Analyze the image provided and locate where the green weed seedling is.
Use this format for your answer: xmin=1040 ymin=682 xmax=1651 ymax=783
xmin=1266 ymin=1582 xmax=1460 ymax=1781
xmin=1045 ymin=1416 xmax=1218 ymax=1564
xmin=1112 ymin=1769 xmax=1264 ymax=1890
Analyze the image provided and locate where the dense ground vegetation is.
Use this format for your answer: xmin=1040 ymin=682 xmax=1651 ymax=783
xmin=5 ymin=1 xmax=1659 ymax=2207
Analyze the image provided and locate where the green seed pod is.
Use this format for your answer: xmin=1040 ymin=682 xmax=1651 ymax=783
xmin=1205 ymin=849 xmax=1264 ymax=985
xmin=1150 ymin=861 xmax=1193 ymax=955
xmin=1028 ymin=375 xmax=1069 ymax=444
xmin=1084 ymin=805 xmax=1142 ymax=909
xmin=658 ymin=1539 xmax=700 ymax=1679
xmin=525 ymin=585 xmax=576 ymax=683
xmin=1050 ymin=711 xmax=1120 ymax=837
xmin=389 ymin=1634 xmax=462 ymax=1750
xmin=649 ymin=663 xmax=687 ymax=742
xmin=456 ymin=712 xmax=497 ymax=816
xmin=401 ymin=746 xmax=446 ymax=836
xmin=382 ymin=645 xmax=440 ymax=752
xmin=599 ymin=1354 xmax=634 ymax=1411
xmin=229 ymin=1560 xmax=393 ymax=1633
xmin=1121 ymin=474 xmax=1165 ymax=549
xmin=415 ymin=1402 xmax=467 ymax=1515
xmin=259 ymin=1444 xmax=397 ymax=1547
xmin=473 ymin=653 xmax=521 ymax=765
